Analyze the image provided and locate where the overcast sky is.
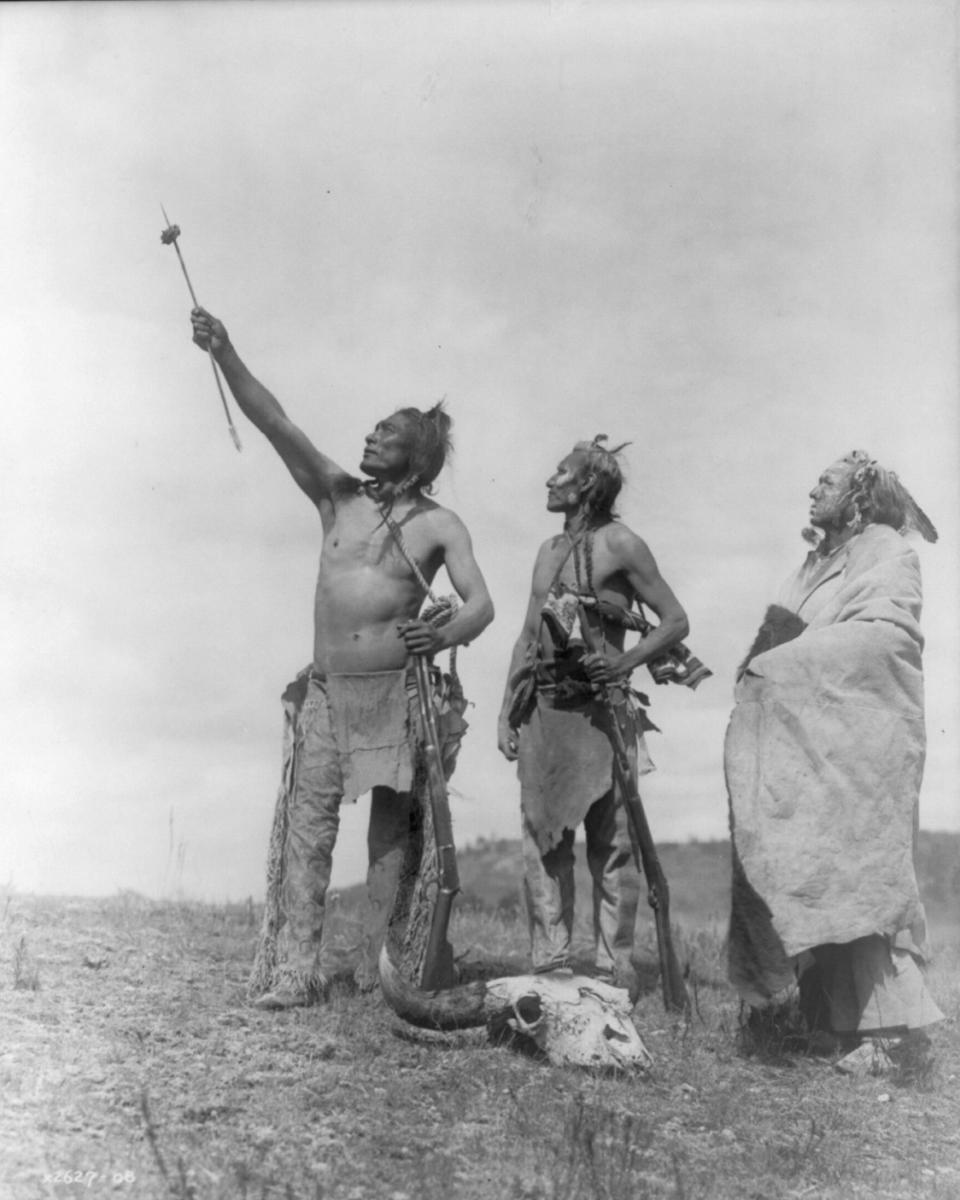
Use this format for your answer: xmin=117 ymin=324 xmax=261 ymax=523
xmin=1 ymin=1 xmax=957 ymax=901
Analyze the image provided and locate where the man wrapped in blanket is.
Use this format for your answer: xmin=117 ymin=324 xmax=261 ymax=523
xmin=190 ymin=307 xmax=493 ymax=1009
xmin=726 ymin=450 xmax=943 ymax=1072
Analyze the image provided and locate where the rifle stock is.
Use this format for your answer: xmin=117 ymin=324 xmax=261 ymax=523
xmin=577 ymin=606 xmax=690 ymax=1015
xmin=413 ymin=653 xmax=460 ymax=991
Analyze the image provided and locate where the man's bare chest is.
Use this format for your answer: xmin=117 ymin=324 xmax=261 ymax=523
xmin=324 ymin=501 xmax=439 ymax=577
xmin=546 ymin=537 xmax=622 ymax=598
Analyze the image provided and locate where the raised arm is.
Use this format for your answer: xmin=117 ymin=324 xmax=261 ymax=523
xmin=190 ymin=307 xmax=351 ymax=509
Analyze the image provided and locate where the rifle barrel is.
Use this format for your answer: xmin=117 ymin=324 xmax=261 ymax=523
xmin=576 ymin=606 xmax=689 ymax=1014
xmin=413 ymin=654 xmax=460 ymax=989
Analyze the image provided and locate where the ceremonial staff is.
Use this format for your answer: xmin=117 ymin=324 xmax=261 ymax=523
xmin=159 ymin=206 xmax=242 ymax=451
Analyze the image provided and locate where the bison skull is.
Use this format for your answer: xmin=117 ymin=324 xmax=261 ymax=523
xmin=379 ymin=947 xmax=652 ymax=1071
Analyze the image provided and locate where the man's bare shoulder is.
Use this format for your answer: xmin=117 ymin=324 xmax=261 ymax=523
xmin=527 ymin=535 xmax=568 ymax=588
xmin=596 ymin=522 xmax=664 ymax=581
xmin=414 ymin=499 xmax=474 ymax=544
xmin=539 ymin=531 xmax=570 ymax=555
xmin=528 ymin=532 xmax=565 ymax=566
xmin=599 ymin=520 xmax=650 ymax=556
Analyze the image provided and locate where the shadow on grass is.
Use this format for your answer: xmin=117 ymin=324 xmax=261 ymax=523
xmin=736 ymin=998 xmax=939 ymax=1090
xmin=454 ymin=950 xmax=669 ymax=999
xmin=736 ymin=998 xmax=840 ymax=1068
xmin=455 ymin=953 xmax=530 ymax=984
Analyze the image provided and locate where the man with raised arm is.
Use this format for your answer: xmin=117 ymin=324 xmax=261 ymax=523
xmin=497 ymin=437 xmax=691 ymax=984
xmin=190 ymin=306 xmax=494 ymax=1009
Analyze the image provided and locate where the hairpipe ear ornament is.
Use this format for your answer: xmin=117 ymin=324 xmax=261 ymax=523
xmin=160 ymin=204 xmax=242 ymax=452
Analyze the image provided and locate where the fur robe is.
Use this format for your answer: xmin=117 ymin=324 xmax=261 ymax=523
xmin=726 ymin=523 xmax=929 ymax=1003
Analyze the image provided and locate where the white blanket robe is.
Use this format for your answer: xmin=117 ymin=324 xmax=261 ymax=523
xmin=726 ymin=524 xmax=942 ymax=1029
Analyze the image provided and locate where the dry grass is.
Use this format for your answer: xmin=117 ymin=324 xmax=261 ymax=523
xmin=1 ymin=855 xmax=958 ymax=1200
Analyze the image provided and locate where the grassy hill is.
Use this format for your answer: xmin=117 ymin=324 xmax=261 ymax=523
xmin=340 ymin=830 xmax=960 ymax=948
xmin=2 ymin=836 xmax=958 ymax=1199
xmin=454 ymin=837 xmax=734 ymax=924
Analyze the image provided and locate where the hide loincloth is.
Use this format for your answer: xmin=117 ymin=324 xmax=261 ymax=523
xmin=322 ymin=670 xmax=417 ymax=802
xmin=518 ymin=662 xmax=655 ymax=855
xmin=249 ymin=663 xmax=469 ymax=996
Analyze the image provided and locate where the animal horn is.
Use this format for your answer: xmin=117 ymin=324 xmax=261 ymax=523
xmin=378 ymin=944 xmax=489 ymax=1029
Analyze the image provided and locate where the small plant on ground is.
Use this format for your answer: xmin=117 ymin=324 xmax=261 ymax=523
xmin=888 ymin=1030 xmax=938 ymax=1092
xmin=12 ymin=934 xmax=40 ymax=990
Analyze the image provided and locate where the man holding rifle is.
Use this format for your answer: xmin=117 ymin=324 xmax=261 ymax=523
xmin=498 ymin=436 xmax=697 ymax=1005
xmin=190 ymin=307 xmax=494 ymax=1010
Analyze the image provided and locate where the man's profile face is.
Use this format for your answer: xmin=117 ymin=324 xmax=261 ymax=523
xmin=545 ymin=451 xmax=589 ymax=513
xmin=808 ymin=460 xmax=854 ymax=530
xmin=360 ymin=413 xmax=414 ymax=479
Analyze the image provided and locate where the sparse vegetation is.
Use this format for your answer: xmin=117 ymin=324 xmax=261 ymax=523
xmin=12 ymin=934 xmax=40 ymax=991
xmin=1 ymin=838 xmax=958 ymax=1199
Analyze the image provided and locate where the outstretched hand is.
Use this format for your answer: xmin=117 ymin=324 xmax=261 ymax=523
xmin=190 ymin=306 xmax=229 ymax=356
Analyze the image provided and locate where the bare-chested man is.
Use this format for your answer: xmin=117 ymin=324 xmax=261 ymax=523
xmin=498 ymin=437 xmax=688 ymax=982
xmin=191 ymin=306 xmax=493 ymax=1008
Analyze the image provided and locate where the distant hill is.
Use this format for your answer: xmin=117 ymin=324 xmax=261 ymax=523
xmin=453 ymin=837 xmax=734 ymax=925
xmin=917 ymin=829 xmax=960 ymax=920
xmin=339 ymin=830 xmax=958 ymax=940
